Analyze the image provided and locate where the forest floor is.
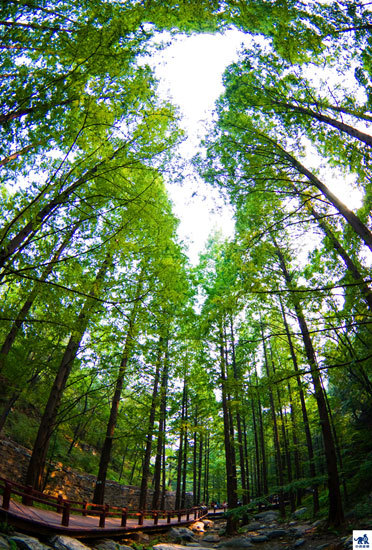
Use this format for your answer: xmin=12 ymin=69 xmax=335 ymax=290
xmin=1 ymin=507 xmax=372 ymax=550
xmin=140 ymin=510 xmax=372 ymax=550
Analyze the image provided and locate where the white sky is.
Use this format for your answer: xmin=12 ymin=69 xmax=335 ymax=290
xmin=147 ymin=30 xmax=366 ymax=265
xmin=148 ymin=30 xmax=253 ymax=263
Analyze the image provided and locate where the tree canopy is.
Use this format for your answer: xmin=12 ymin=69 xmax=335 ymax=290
xmin=1 ymin=0 xmax=372 ymax=530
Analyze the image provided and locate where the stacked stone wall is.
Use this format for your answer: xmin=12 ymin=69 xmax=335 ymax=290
xmin=0 ymin=437 xmax=192 ymax=509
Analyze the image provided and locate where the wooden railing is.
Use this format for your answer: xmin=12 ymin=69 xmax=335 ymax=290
xmin=0 ymin=477 xmax=205 ymax=529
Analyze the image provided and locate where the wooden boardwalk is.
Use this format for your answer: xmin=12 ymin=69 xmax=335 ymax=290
xmin=0 ymin=478 xmax=209 ymax=538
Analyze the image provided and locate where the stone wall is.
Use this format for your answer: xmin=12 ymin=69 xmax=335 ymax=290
xmin=0 ymin=437 xmax=192 ymax=509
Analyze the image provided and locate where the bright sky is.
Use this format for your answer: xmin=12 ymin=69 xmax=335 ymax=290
xmin=149 ymin=30 xmax=253 ymax=264
xmin=148 ymin=30 xmax=365 ymax=265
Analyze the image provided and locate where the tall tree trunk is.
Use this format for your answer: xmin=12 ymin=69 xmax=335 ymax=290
xmin=274 ymin=241 xmax=344 ymax=526
xmin=152 ymin=341 xmax=169 ymax=510
xmin=139 ymin=337 xmax=164 ymax=510
xmin=251 ymin=398 xmax=262 ymax=497
xmin=197 ymin=427 xmax=203 ymax=504
xmin=301 ymin=196 xmax=372 ymax=311
xmin=219 ymin=324 xmax=238 ymax=509
xmin=25 ymin=254 xmax=111 ymax=491
xmin=175 ymin=380 xmax=187 ymax=510
xmin=287 ymin=381 xmax=302 ymax=506
xmin=261 ymin=323 xmax=285 ymax=517
xmin=275 ymin=99 xmax=372 ymax=147
xmin=93 ymin=279 xmax=142 ymax=505
xmin=192 ymin=408 xmax=198 ymax=506
xmin=180 ymin=393 xmax=188 ymax=509
xmin=271 ymin=140 xmax=372 ymax=254
xmin=242 ymin=415 xmax=251 ymax=502
xmin=230 ymin=316 xmax=248 ymax=504
xmin=279 ymin=295 xmax=319 ymax=514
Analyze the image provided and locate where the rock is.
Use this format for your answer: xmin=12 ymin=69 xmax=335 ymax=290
xmin=315 ymin=545 xmax=330 ymax=550
xmin=190 ymin=522 xmax=205 ymax=533
xmin=170 ymin=528 xmax=196 ymax=542
xmin=292 ymin=508 xmax=307 ymax=519
xmin=241 ymin=522 xmax=262 ymax=532
xmin=254 ymin=511 xmax=280 ymax=522
xmin=266 ymin=530 xmax=287 ymax=539
xmin=217 ymin=537 xmax=253 ymax=548
xmin=251 ymin=536 xmax=269 ymax=543
xmin=294 ymin=540 xmax=306 ymax=548
xmin=94 ymin=541 xmax=132 ymax=550
xmin=136 ymin=533 xmax=149 ymax=543
xmin=49 ymin=537 xmax=90 ymax=550
xmin=311 ymin=520 xmax=324 ymax=528
xmin=11 ymin=535 xmax=51 ymax=550
xmin=0 ymin=537 xmax=10 ymax=550
xmin=202 ymin=520 xmax=214 ymax=530
xmin=203 ymin=535 xmax=220 ymax=543
xmin=154 ymin=545 xmax=206 ymax=550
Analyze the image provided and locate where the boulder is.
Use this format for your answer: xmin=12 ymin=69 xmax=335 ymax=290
xmin=94 ymin=541 xmax=132 ymax=550
xmin=294 ymin=540 xmax=306 ymax=548
xmin=11 ymin=535 xmax=51 ymax=550
xmin=49 ymin=536 xmax=90 ymax=550
xmin=241 ymin=522 xmax=262 ymax=532
xmin=169 ymin=528 xmax=196 ymax=542
xmin=217 ymin=537 xmax=253 ymax=548
xmin=251 ymin=536 xmax=269 ymax=543
xmin=202 ymin=520 xmax=214 ymax=530
xmin=203 ymin=535 xmax=220 ymax=543
xmin=292 ymin=508 xmax=307 ymax=519
xmin=190 ymin=522 xmax=205 ymax=533
xmin=266 ymin=529 xmax=287 ymax=539
xmin=254 ymin=511 xmax=280 ymax=522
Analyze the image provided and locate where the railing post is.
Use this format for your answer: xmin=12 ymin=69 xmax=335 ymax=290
xmin=138 ymin=511 xmax=144 ymax=526
xmin=167 ymin=511 xmax=171 ymax=523
xmin=194 ymin=508 xmax=197 ymax=520
xmin=56 ymin=494 xmax=63 ymax=513
xmin=186 ymin=510 xmax=190 ymax=521
xmin=22 ymin=485 xmax=33 ymax=506
xmin=62 ymin=501 xmax=70 ymax=527
xmin=121 ymin=507 xmax=127 ymax=527
xmin=153 ymin=511 xmax=158 ymax=525
xmin=99 ymin=504 xmax=108 ymax=528
xmin=177 ymin=511 xmax=182 ymax=522
xmin=2 ymin=482 xmax=11 ymax=510
xmin=82 ymin=500 xmax=88 ymax=516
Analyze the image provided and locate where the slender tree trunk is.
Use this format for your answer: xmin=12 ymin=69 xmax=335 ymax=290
xmin=93 ymin=280 xmax=142 ymax=505
xmin=302 ymin=197 xmax=372 ymax=311
xmin=242 ymin=415 xmax=251 ymax=502
xmin=180 ymin=394 xmax=188 ymax=509
xmin=279 ymin=295 xmax=319 ymax=513
xmin=197 ymin=428 xmax=203 ymax=503
xmin=273 ymin=142 xmax=372 ymax=254
xmin=287 ymin=381 xmax=302 ymax=506
xmin=192 ymin=408 xmax=198 ymax=506
xmin=230 ymin=316 xmax=248 ymax=503
xmin=0 ymin=144 xmax=36 ymax=167
xmin=25 ymin=254 xmax=111 ymax=491
xmin=261 ymin=323 xmax=285 ymax=517
xmin=152 ymin=341 xmax=169 ymax=510
xmin=251 ymin=398 xmax=262 ymax=497
xmin=274 ymin=241 xmax=344 ymax=526
xmin=175 ymin=380 xmax=187 ymax=510
xmin=275 ymin=99 xmax=372 ymax=147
